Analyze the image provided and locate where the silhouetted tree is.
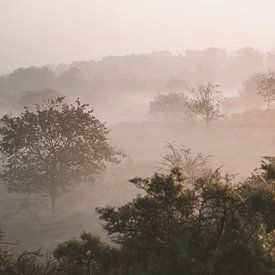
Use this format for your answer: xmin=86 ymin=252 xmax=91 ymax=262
xmin=96 ymin=168 xmax=275 ymax=274
xmin=0 ymin=97 xmax=120 ymax=214
xmin=53 ymin=232 xmax=118 ymax=275
xmin=260 ymin=156 xmax=275 ymax=181
xmin=3 ymin=160 xmax=273 ymax=274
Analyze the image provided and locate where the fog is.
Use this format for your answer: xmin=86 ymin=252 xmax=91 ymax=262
xmin=0 ymin=1 xmax=275 ymax=269
xmin=1 ymin=0 xmax=275 ymax=74
xmin=0 ymin=49 xmax=274 ymax=253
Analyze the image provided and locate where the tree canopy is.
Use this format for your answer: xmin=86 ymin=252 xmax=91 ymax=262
xmin=0 ymin=97 xmax=120 ymax=213
xmin=95 ymin=166 xmax=275 ymax=275
xmin=1 ymin=158 xmax=275 ymax=274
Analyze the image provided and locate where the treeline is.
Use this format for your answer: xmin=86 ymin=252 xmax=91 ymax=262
xmin=1 ymin=47 xmax=275 ymax=99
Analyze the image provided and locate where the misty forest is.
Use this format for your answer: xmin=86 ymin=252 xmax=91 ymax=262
xmin=1 ymin=2 xmax=275 ymax=275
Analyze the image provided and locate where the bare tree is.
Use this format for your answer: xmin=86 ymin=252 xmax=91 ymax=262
xmin=159 ymin=143 xmax=211 ymax=184
xmin=190 ymin=82 xmax=224 ymax=125
xmin=256 ymin=71 xmax=275 ymax=111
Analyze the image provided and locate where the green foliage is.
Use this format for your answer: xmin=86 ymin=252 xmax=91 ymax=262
xmin=0 ymin=97 xmax=120 ymax=213
xmin=1 ymin=150 xmax=275 ymax=274
xmin=261 ymin=156 xmax=275 ymax=181
xmin=96 ymin=168 xmax=275 ymax=274
xmin=53 ymin=232 xmax=118 ymax=275
xmin=1 ymin=160 xmax=275 ymax=274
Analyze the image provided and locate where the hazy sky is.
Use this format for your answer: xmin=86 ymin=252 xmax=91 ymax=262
xmin=1 ymin=0 xmax=275 ymax=74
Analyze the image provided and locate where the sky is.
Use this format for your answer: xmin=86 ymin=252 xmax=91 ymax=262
xmin=1 ymin=0 xmax=275 ymax=74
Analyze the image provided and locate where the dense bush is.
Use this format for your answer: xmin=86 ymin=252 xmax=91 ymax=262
xmin=96 ymin=167 xmax=275 ymax=275
xmin=1 ymin=159 xmax=275 ymax=274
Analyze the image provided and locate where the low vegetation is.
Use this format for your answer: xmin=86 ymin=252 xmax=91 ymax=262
xmin=1 ymin=155 xmax=275 ymax=274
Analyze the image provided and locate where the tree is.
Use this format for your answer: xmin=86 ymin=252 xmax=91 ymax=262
xmin=53 ymin=232 xmax=118 ymax=275
xmin=190 ymin=82 xmax=223 ymax=125
xmin=260 ymin=156 xmax=275 ymax=181
xmin=159 ymin=143 xmax=211 ymax=184
xmin=149 ymin=92 xmax=193 ymax=120
xmin=96 ymin=168 xmax=275 ymax=274
xmin=0 ymin=97 xmax=120 ymax=214
xmin=256 ymin=72 xmax=275 ymax=110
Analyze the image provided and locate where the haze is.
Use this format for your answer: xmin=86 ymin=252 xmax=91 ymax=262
xmin=1 ymin=1 xmax=275 ymax=273
xmin=1 ymin=0 xmax=275 ymax=74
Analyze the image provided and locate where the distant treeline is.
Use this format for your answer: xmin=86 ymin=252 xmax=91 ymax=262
xmin=1 ymin=47 xmax=275 ymax=98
